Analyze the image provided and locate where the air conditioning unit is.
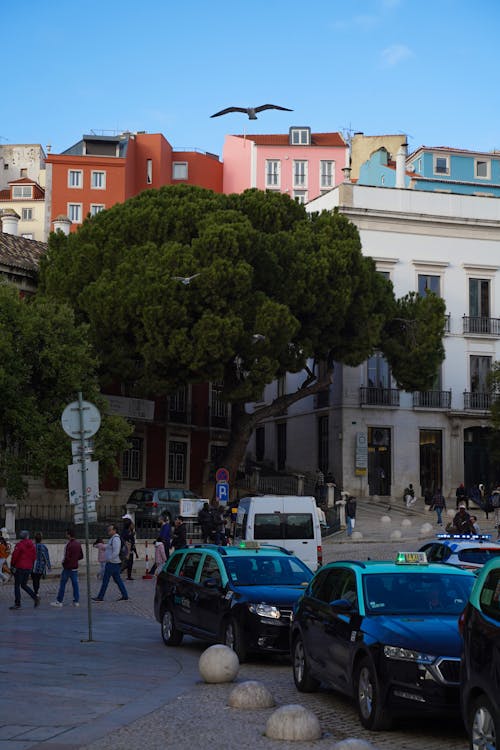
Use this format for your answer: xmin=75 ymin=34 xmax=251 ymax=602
xmin=372 ymin=428 xmax=390 ymax=447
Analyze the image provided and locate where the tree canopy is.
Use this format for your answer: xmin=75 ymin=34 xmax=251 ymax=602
xmin=40 ymin=185 xmax=446 ymax=478
xmin=0 ymin=283 xmax=132 ymax=500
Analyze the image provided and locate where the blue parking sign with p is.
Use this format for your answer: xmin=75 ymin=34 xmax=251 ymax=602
xmin=216 ymin=481 xmax=229 ymax=502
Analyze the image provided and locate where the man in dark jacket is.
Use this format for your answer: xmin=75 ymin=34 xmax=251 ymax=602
xmin=171 ymin=516 xmax=187 ymax=551
xmin=9 ymin=530 xmax=37 ymax=610
xmin=198 ymin=503 xmax=212 ymax=543
xmin=50 ymin=528 xmax=83 ymax=608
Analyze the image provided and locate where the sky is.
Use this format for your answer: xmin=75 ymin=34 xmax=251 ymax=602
xmin=4 ymin=0 xmax=500 ymax=157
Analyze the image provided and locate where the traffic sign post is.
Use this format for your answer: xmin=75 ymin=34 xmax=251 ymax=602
xmin=215 ymin=467 xmax=230 ymax=483
xmin=216 ymin=481 xmax=229 ymax=503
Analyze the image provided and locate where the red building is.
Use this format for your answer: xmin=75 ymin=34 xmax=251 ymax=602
xmin=47 ymin=132 xmax=222 ymax=232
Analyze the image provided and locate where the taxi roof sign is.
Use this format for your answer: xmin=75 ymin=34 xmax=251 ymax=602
xmin=238 ymin=540 xmax=260 ymax=549
xmin=395 ymin=551 xmax=428 ymax=565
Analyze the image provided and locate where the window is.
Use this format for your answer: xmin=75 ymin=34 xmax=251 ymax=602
xmin=265 ymin=160 xmax=280 ymax=188
xmin=479 ymin=569 xmax=500 ymax=622
xmin=470 ymin=356 xmax=491 ymax=392
xmin=12 ymin=185 xmax=32 ymax=198
xmin=255 ymin=426 xmax=265 ymax=462
xmin=320 ymin=160 xmax=334 ymax=189
xmin=418 ymin=274 xmax=440 ymax=296
xmin=289 ymin=127 xmax=311 ymax=145
xmin=199 ymin=555 xmax=222 ymax=585
xmin=293 ymin=160 xmax=307 ymax=187
xmin=469 ymin=278 xmax=490 ymax=318
xmin=211 ymin=382 xmax=227 ymax=420
xmin=475 ymin=159 xmax=490 ymax=179
xmin=367 ymin=352 xmax=391 ymax=388
xmin=146 ymin=159 xmax=153 ymax=184
xmin=293 ymin=190 xmax=307 ymax=203
xmin=172 ymin=162 xmax=188 ymax=180
xmin=168 ymin=440 xmax=187 ymax=484
xmin=122 ymin=437 xmax=143 ymax=480
xmin=68 ymin=169 xmax=82 ymax=188
xmin=318 ymin=415 xmax=329 ymax=475
xmin=90 ymin=204 xmax=105 ymax=216
xmin=21 ymin=208 xmax=33 ymax=221
xmin=21 ymin=233 xmax=33 ymax=239
xmin=68 ymin=203 xmax=82 ymax=223
xmin=91 ymin=170 xmax=106 ymax=189
xmin=277 ymin=422 xmax=287 ymax=471
xmin=208 ymin=443 xmax=226 ymax=481
xmin=434 ymin=155 xmax=449 ymax=175
xmin=20 ymin=168 xmax=27 ymax=178
xmin=277 ymin=376 xmax=286 ymax=398
xmin=178 ymin=552 xmax=202 ymax=580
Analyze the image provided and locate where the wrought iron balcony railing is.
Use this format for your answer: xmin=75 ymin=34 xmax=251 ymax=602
xmin=463 ymin=391 xmax=492 ymax=410
xmin=360 ymin=387 xmax=400 ymax=407
xmin=463 ymin=316 xmax=500 ymax=336
xmin=413 ymin=390 xmax=452 ymax=409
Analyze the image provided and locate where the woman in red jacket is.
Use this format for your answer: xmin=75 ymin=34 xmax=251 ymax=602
xmin=9 ymin=530 xmax=37 ymax=610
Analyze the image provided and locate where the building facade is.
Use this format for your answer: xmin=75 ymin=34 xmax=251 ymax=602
xmin=0 ymin=144 xmax=48 ymax=240
xmin=246 ymin=182 xmax=500 ymax=500
xmin=222 ymin=127 xmax=348 ymax=202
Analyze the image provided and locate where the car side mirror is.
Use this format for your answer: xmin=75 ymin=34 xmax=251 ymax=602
xmin=203 ymin=577 xmax=221 ymax=589
xmin=329 ymin=598 xmax=354 ymax=611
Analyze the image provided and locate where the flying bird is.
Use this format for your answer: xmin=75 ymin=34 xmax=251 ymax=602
xmin=210 ymin=104 xmax=293 ymax=120
xmin=172 ymin=273 xmax=201 ymax=285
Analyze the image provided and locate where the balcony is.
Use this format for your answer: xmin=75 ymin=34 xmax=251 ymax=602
xmin=463 ymin=316 xmax=500 ymax=336
xmin=463 ymin=391 xmax=493 ymax=411
xmin=413 ymin=390 xmax=452 ymax=409
xmin=360 ymin=387 xmax=400 ymax=407
xmin=444 ymin=314 xmax=450 ymax=333
xmin=208 ymin=406 xmax=229 ymax=429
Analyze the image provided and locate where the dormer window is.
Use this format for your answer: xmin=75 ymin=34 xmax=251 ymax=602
xmin=12 ymin=185 xmax=33 ymax=198
xmin=289 ymin=127 xmax=311 ymax=146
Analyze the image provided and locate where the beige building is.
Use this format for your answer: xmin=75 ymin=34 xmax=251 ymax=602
xmin=350 ymin=133 xmax=407 ymax=182
xmin=0 ymin=144 xmax=48 ymax=240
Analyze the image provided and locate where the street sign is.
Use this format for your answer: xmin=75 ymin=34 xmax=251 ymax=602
xmin=71 ymin=438 xmax=94 ymax=458
xmin=68 ymin=461 xmax=99 ymax=505
xmin=74 ymin=511 xmax=97 ymax=525
xmin=215 ymin=467 xmax=230 ymax=483
xmin=62 ymin=401 xmax=101 ymax=438
xmin=73 ymin=500 xmax=96 ymax=514
xmin=216 ymin=481 xmax=229 ymax=502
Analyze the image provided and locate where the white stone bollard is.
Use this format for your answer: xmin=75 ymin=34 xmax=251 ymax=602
xmin=380 ymin=515 xmax=391 ymax=524
xmin=228 ymin=681 xmax=275 ymax=709
xmin=265 ymin=704 xmax=321 ymax=741
xmin=198 ymin=644 xmax=239 ymax=684
xmin=419 ymin=522 xmax=434 ymax=538
xmin=333 ymin=739 xmax=380 ymax=750
xmin=351 ymin=531 xmax=363 ymax=542
xmin=390 ymin=529 xmax=402 ymax=541
xmin=401 ymin=518 xmax=412 ymax=528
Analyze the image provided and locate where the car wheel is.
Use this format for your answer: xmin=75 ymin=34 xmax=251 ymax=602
xmin=470 ymin=694 xmax=498 ymax=750
xmin=355 ymin=656 xmax=392 ymax=731
xmin=223 ymin=618 xmax=247 ymax=662
xmin=161 ymin=607 xmax=183 ymax=646
xmin=292 ymin=634 xmax=320 ymax=692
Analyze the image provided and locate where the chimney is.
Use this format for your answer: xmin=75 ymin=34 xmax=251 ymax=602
xmin=342 ymin=166 xmax=352 ymax=183
xmin=0 ymin=208 xmax=20 ymax=236
xmin=395 ymin=142 xmax=408 ymax=189
xmin=53 ymin=214 xmax=72 ymax=235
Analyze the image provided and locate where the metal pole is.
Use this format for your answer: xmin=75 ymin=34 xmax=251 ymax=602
xmin=78 ymin=391 xmax=93 ymax=642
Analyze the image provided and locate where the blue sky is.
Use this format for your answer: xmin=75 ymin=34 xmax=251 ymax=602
xmin=4 ymin=0 xmax=500 ymax=157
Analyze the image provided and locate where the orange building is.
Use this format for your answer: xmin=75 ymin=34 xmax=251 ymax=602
xmin=47 ymin=131 xmax=222 ymax=232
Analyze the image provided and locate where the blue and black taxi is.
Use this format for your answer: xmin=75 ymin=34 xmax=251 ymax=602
xmin=290 ymin=552 xmax=475 ymax=730
xmin=419 ymin=533 xmax=500 ymax=571
xmin=154 ymin=542 xmax=313 ymax=661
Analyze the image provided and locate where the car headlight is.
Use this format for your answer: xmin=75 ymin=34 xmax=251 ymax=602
xmin=383 ymin=645 xmax=435 ymax=664
xmin=248 ymin=603 xmax=281 ymax=619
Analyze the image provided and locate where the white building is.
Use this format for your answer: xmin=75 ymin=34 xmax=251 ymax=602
xmin=247 ymin=181 xmax=500 ymax=500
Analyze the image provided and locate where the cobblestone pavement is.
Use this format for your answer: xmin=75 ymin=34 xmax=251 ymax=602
xmin=1 ymin=497 xmax=476 ymax=749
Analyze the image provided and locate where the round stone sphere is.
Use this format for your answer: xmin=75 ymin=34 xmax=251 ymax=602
xmin=390 ymin=529 xmax=402 ymax=541
xmin=228 ymin=680 xmax=275 ymax=709
xmin=198 ymin=644 xmax=239 ymax=684
xmin=419 ymin=522 xmax=434 ymax=538
xmin=401 ymin=518 xmax=412 ymax=527
xmin=380 ymin=515 xmax=391 ymax=524
xmin=333 ymin=739 xmax=380 ymax=750
xmin=351 ymin=531 xmax=363 ymax=542
xmin=265 ymin=704 xmax=321 ymax=741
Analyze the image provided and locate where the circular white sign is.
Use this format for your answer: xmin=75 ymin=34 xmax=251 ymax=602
xmin=62 ymin=401 xmax=101 ymax=438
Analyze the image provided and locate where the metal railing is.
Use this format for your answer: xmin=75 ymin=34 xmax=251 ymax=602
xmin=360 ymin=387 xmax=400 ymax=407
xmin=463 ymin=391 xmax=493 ymax=410
xmin=463 ymin=316 xmax=500 ymax=336
xmin=413 ymin=390 xmax=452 ymax=409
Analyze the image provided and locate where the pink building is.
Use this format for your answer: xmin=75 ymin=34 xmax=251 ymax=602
xmin=222 ymin=127 xmax=348 ymax=202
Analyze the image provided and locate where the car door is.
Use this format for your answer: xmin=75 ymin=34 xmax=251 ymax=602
xmin=321 ymin=568 xmax=360 ymax=691
xmin=299 ymin=568 xmax=339 ymax=673
xmin=173 ymin=552 xmax=203 ymax=630
xmin=192 ymin=553 xmax=229 ymax=638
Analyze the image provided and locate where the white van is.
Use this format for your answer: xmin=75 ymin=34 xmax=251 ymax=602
xmin=234 ymin=495 xmax=322 ymax=570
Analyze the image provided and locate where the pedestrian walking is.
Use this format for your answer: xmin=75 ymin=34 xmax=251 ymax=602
xmin=430 ymin=489 xmax=446 ymax=526
xmin=455 ymin=483 xmax=468 ymax=510
xmin=198 ymin=502 xmax=212 ymax=543
xmin=404 ymin=483 xmax=416 ymax=508
xmin=0 ymin=529 xmax=11 ymax=583
xmin=9 ymin=530 xmax=38 ymax=610
xmin=148 ymin=538 xmax=167 ymax=576
xmin=345 ymin=495 xmax=357 ymax=537
xmin=159 ymin=515 xmax=171 ymax=557
xmin=92 ymin=524 xmax=129 ymax=602
xmin=93 ymin=537 xmax=106 ymax=578
xmin=31 ymin=532 xmax=51 ymax=597
xmin=50 ymin=528 xmax=84 ymax=608
xmin=171 ymin=516 xmax=187 ymax=551
xmin=120 ymin=515 xmax=137 ymax=581
xmin=491 ymin=486 xmax=500 ymax=532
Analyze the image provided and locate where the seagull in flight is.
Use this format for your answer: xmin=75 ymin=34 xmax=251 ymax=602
xmin=210 ymin=104 xmax=293 ymax=120
xmin=172 ymin=273 xmax=201 ymax=285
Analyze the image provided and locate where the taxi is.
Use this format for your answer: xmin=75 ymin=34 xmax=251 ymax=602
xmin=154 ymin=542 xmax=313 ymax=661
xmin=290 ymin=552 xmax=475 ymax=731
xmin=419 ymin=534 xmax=500 ymax=571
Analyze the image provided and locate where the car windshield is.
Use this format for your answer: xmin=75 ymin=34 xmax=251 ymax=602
xmin=458 ymin=548 xmax=500 ymax=565
xmin=223 ymin=555 xmax=313 ymax=587
xmin=363 ymin=572 xmax=474 ymax=615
